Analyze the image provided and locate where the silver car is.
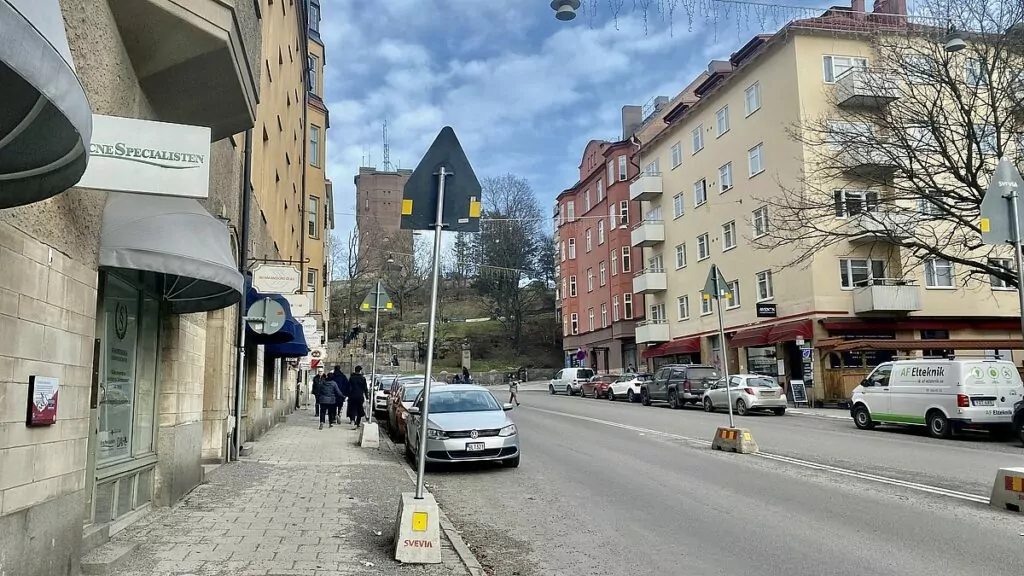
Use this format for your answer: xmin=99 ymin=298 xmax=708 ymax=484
xmin=405 ymin=384 xmax=520 ymax=467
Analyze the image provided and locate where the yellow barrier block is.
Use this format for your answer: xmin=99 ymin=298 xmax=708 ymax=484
xmin=711 ymin=426 xmax=758 ymax=454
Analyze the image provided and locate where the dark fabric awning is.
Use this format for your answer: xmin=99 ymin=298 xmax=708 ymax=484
xmin=731 ymin=319 xmax=813 ymax=348
xmin=817 ymin=338 xmax=1024 ymax=353
xmin=265 ymin=321 xmax=310 ymax=359
xmin=99 ymin=193 xmax=243 ymax=314
xmin=0 ymin=0 xmax=92 ymax=208
xmin=244 ymin=277 xmax=295 ymax=345
xmin=642 ymin=337 xmax=700 ymax=359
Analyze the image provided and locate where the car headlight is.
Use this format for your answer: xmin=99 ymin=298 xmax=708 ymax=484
xmin=498 ymin=424 xmax=517 ymax=437
xmin=426 ymin=428 xmax=446 ymax=440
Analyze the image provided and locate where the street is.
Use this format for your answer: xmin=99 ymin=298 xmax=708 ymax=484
xmin=417 ymin=390 xmax=1024 ymax=576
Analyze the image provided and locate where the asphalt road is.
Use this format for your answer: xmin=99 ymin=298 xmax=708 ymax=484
xmin=415 ymin=391 xmax=1024 ymax=576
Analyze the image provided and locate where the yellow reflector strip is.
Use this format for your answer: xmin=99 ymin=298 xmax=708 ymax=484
xmin=412 ymin=511 xmax=428 ymax=531
xmin=402 ymin=199 xmax=413 ymax=215
xmin=469 ymin=200 xmax=481 ymax=218
xmin=980 ymin=218 xmax=990 ymax=233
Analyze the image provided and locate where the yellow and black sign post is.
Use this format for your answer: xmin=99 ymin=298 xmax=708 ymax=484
xmin=360 ymin=280 xmax=392 ymax=424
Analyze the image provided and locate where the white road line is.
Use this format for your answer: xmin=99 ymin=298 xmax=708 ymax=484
xmin=528 ymin=406 xmax=991 ymax=505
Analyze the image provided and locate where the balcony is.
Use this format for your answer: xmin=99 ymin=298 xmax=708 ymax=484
xmin=107 ymin=0 xmax=260 ymax=139
xmin=630 ymin=174 xmax=664 ymax=202
xmin=631 ymin=220 xmax=665 ymax=247
xmin=835 ymin=69 xmax=900 ymax=108
xmin=635 ymin=320 xmax=670 ymax=344
xmin=838 ymin=147 xmax=900 ymax=180
xmin=633 ymin=268 xmax=667 ymax=293
xmin=852 ymin=279 xmax=921 ymax=314
xmin=847 ymin=211 xmax=916 ymax=244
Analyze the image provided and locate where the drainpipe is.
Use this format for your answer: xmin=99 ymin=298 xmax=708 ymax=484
xmin=233 ymin=128 xmax=254 ymax=462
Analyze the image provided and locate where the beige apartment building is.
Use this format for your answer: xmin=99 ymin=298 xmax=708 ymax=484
xmin=631 ymin=0 xmax=1022 ymax=404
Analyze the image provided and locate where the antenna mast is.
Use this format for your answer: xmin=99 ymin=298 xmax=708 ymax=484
xmin=382 ymin=119 xmax=393 ymax=171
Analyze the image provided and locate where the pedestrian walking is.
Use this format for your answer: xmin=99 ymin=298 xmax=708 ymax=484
xmin=329 ymin=365 xmax=348 ymax=424
xmin=316 ymin=375 xmax=343 ymax=430
xmin=294 ymin=377 xmax=301 ymax=410
xmin=311 ymin=368 xmax=325 ymax=417
xmin=346 ymin=366 xmax=368 ymax=428
xmin=462 ymin=365 xmax=471 ymax=383
xmin=509 ymin=376 xmax=520 ymax=406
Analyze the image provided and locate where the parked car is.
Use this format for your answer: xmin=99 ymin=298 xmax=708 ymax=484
xmin=405 ymin=384 xmax=520 ymax=467
xmin=580 ymin=374 xmax=618 ymax=399
xmin=1013 ymin=399 xmax=1024 ymax=445
xmin=703 ymin=374 xmax=787 ymax=415
xmin=609 ymin=373 xmax=652 ymax=402
xmin=386 ymin=375 xmax=440 ymax=439
xmin=372 ymin=374 xmax=398 ymax=417
xmin=548 ymin=367 xmax=595 ymax=395
xmin=641 ymin=364 xmax=720 ymax=408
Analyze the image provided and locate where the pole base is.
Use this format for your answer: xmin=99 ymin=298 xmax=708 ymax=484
xmin=360 ymin=422 xmax=381 ymax=448
xmin=394 ymin=492 xmax=442 ymax=563
xmin=711 ymin=427 xmax=758 ymax=454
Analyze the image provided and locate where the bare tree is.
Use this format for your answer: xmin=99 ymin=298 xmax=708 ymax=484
xmin=446 ymin=232 xmax=474 ymax=288
xmin=753 ymin=1 xmax=1024 ymax=287
xmin=383 ymin=234 xmax=429 ymax=320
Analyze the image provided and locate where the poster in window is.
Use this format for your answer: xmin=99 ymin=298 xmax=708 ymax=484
xmin=99 ymin=294 xmax=138 ymax=463
xmin=26 ymin=375 xmax=60 ymax=426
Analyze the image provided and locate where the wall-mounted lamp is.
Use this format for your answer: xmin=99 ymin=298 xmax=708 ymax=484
xmin=551 ymin=0 xmax=580 ymax=21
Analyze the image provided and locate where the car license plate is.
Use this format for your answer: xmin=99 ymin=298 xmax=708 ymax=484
xmin=466 ymin=442 xmax=485 ymax=452
xmin=974 ymin=399 xmax=995 ymax=406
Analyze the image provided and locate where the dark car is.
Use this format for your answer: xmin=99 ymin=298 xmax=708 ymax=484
xmin=641 ymin=364 xmax=720 ymax=409
xmin=1013 ymin=399 xmax=1024 ymax=445
xmin=580 ymin=374 xmax=618 ymax=399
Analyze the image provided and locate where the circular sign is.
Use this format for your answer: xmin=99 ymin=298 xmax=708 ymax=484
xmin=311 ymin=349 xmax=322 ymax=359
xmin=246 ymin=297 xmax=286 ymax=335
xmin=114 ymin=302 xmax=129 ymax=340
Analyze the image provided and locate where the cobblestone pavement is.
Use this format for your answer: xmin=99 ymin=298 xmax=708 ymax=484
xmin=108 ymin=409 xmax=470 ymax=576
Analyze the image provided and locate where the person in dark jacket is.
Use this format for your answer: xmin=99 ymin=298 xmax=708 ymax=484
xmin=329 ymin=366 xmax=348 ymax=424
xmin=346 ymin=366 xmax=369 ymax=428
xmin=311 ymin=368 xmax=325 ymax=416
xmin=317 ymin=376 xmax=343 ymax=430
xmin=462 ymin=366 xmax=471 ymax=383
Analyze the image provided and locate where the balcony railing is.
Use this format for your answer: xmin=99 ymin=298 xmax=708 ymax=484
xmin=633 ymin=267 xmax=667 ymax=293
xmin=847 ymin=211 xmax=916 ymax=243
xmin=837 ymin=146 xmax=901 ymax=179
xmin=630 ymin=174 xmax=664 ymax=202
xmin=852 ymin=278 xmax=921 ymax=313
xmin=630 ymin=219 xmax=665 ymax=247
xmin=835 ymin=68 xmax=900 ymax=108
xmin=635 ymin=319 xmax=670 ymax=344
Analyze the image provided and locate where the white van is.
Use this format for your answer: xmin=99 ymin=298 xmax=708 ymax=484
xmin=850 ymin=359 xmax=1023 ymax=438
xmin=548 ymin=367 xmax=595 ymax=396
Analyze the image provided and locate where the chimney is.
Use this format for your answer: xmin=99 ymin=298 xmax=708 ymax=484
xmin=872 ymin=0 xmax=906 ymax=15
xmin=851 ymin=0 xmax=865 ymax=13
xmin=621 ymin=105 xmax=642 ymax=141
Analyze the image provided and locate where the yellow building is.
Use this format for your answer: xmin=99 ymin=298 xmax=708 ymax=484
xmin=631 ymin=0 xmax=1022 ymax=403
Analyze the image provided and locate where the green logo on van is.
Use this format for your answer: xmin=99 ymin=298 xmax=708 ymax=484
xmin=971 ymin=367 xmax=984 ymax=379
xmin=989 ymin=368 xmax=999 ymax=378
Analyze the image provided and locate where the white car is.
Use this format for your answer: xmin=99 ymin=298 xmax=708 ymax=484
xmin=608 ymin=373 xmax=652 ymax=402
xmin=702 ymin=374 xmax=787 ymax=416
xmin=372 ymin=374 xmax=398 ymax=416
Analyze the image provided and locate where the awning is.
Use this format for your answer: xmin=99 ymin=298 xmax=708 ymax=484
xmin=265 ymin=321 xmax=310 ymax=359
xmin=817 ymin=338 xmax=1024 ymax=353
xmin=642 ymin=337 xmax=700 ymax=359
xmin=731 ymin=319 xmax=814 ymax=348
xmin=244 ymin=277 xmax=296 ymax=345
xmin=0 ymin=0 xmax=92 ymax=208
xmin=99 ymin=193 xmax=243 ymax=314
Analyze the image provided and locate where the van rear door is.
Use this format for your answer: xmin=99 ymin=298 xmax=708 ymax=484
xmin=963 ymin=362 xmax=1021 ymax=417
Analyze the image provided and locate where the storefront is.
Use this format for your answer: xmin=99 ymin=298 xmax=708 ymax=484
xmin=642 ymin=337 xmax=701 ymax=371
xmin=730 ymin=318 xmax=815 ymax=397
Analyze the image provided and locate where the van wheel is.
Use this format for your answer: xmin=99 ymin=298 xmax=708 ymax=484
xmin=668 ymin=390 xmax=680 ymax=409
xmin=641 ymin=389 xmax=651 ymax=406
xmin=627 ymin=390 xmax=636 ymax=403
xmin=549 ymin=385 xmax=555 ymax=395
xmin=566 ymin=385 xmax=572 ymax=396
xmin=852 ymin=405 xmax=875 ymax=430
xmin=927 ymin=410 xmax=952 ymax=439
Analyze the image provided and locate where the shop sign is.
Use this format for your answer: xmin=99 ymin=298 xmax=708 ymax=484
xmin=284 ymin=293 xmax=310 ymax=317
xmin=78 ymin=114 xmax=212 ymax=198
xmin=252 ymin=263 xmax=300 ymax=294
xmin=756 ymin=303 xmax=777 ymax=318
xmin=26 ymin=375 xmax=60 ymax=426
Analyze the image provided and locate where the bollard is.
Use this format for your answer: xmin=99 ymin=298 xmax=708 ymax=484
xmin=360 ymin=421 xmax=380 ymax=448
xmin=393 ymin=493 xmax=442 ymax=563
xmin=711 ymin=426 xmax=758 ymax=454
xmin=990 ymin=467 xmax=1024 ymax=513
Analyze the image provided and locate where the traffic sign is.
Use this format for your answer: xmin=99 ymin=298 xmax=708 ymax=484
xmin=702 ymin=264 xmax=731 ymax=300
xmin=246 ymin=297 xmax=286 ymax=335
xmin=400 ymin=126 xmax=482 ymax=232
xmin=360 ymin=285 xmax=394 ymax=311
xmin=980 ymin=157 xmax=1024 ymax=245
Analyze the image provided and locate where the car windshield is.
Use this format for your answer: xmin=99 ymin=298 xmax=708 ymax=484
xmin=403 ymin=386 xmax=424 ymax=401
xmin=426 ymin=390 xmax=502 ymax=414
xmin=687 ymin=368 xmax=720 ymax=382
xmin=748 ymin=377 xmax=778 ymax=388
xmin=576 ymin=369 xmax=595 ymax=379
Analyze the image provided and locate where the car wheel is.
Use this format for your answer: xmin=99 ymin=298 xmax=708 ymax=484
xmin=773 ymin=407 xmax=786 ymax=416
xmin=668 ymin=390 xmax=680 ymax=409
xmin=505 ymin=455 xmax=521 ymax=468
xmin=852 ymin=405 xmax=875 ymax=430
xmin=735 ymin=399 xmax=748 ymax=416
xmin=607 ymin=389 xmax=615 ymax=401
xmin=627 ymin=390 xmax=635 ymax=403
xmin=592 ymin=387 xmax=600 ymax=399
xmin=703 ymin=397 xmax=714 ymax=412
xmin=641 ymin=389 xmax=651 ymax=406
xmin=927 ymin=410 xmax=951 ymax=439
xmin=549 ymin=384 xmax=555 ymax=395
xmin=1017 ymin=418 xmax=1024 ymax=446
xmin=566 ymin=385 xmax=572 ymax=396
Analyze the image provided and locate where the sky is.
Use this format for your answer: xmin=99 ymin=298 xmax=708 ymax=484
xmin=318 ymin=0 xmax=836 ymax=249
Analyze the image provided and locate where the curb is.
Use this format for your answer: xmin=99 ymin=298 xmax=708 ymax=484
xmin=379 ymin=432 xmax=486 ymax=576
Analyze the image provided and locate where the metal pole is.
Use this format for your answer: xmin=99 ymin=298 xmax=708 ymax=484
xmin=368 ymin=280 xmax=382 ymax=423
xmin=233 ymin=320 xmax=247 ymax=460
xmin=713 ymin=266 xmax=735 ymax=429
xmin=1007 ymin=192 xmax=1024 ymax=338
xmin=415 ymin=166 xmax=449 ymax=499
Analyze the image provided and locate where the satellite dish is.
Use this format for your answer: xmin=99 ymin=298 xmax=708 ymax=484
xmin=246 ymin=297 xmax=286 ymax=335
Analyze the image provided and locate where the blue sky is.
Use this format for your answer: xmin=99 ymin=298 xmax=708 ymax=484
xmin=318 ymin=0 xmax=832 ymax=242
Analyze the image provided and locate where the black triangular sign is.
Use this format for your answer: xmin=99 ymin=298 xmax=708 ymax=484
xmin=401 ymin=126 xmax=482 ymax=233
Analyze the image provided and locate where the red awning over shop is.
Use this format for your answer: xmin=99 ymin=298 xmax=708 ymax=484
xmin=642 ymin=337 xmax=700 ymax=359
xmin=730 ymin=319 xmax=813 ymax=348
xmin=642 ymin=343 xmax=667 ymax=359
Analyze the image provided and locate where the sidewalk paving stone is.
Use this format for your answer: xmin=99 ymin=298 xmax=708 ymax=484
xmin=105 ymin=409 xmax=471 ymax=576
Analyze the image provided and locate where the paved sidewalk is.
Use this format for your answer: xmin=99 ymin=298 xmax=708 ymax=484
xmin=787 ymin=407 xmax=852 ymax=421
xmin=105 ymin=409 xmax=470 ymax=575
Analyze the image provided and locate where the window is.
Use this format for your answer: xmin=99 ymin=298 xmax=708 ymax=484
xmin=976 ymin=124 xmax=997 ymax=154
xmin=599 ymin=261 xmax=606 ymax=286
xmin=307 ymin=195 xmax=320 ymax=238
xmin=561 ymin=314 xmax=567 ymax=336
xmin=623 ymin=293 xmax=634 ymax=319
xmin=649 ymin=303 xmax=667 ymax=322
xmin=567 ymin=201 xmax=575 ymax=221
xmin=752 ymin=206 xmax=769 ymax=238
xmin=828 ymin=121 xmax=874 ymax=148
xmin=990 ymin=258 xmax=1014 ymax=290
xmin=744 ymin=82 xmax=762 ymax=116
xmin=823 ymin=55 xmax=868 ymax=83
xmin=716 ymin=106 xmax=730 ymax=136
xmin=621 ymin=246 xmax=631 ymax=272
xmin=839 ymin=258 xmax=886 ymax=289
xmin=587 ymin=268 xmax=594 ymax=292
xmin=598 ymin=220 xmax=606 ymax=244
xmin=644 ymin=159 xmax=660 ymax=176
xmin=308 ymin=55 xmax=319 ymax=95
xmin=966 ymin=58 xmax=989 ymax=87
xmin=924 ymin=258 xmax=954 ymax=288
xmin=588 ymin=308 xmax=595 ymax=332
xmin=700 ymin=290 xmax=713 ymax=315
xmin=601 ymin=303 xmax=608 ymax=328
xmin=719 ymin=163 xmax=733 ymax=192
xmin=584 ymin=190 xmax=591 ymax=212
xmin=697 ymin=233 xmax=710 ymax=260
xmin=904 ymin=55 xmax=931 ymax=84
xmin=597 ymin=178 xmax=604 ymax=202
xmin=725 ymin=280 xmax=741 ymax=309
xmin=568 ymin=238 xmax=576 ymax=259
xmin=561 ymin=279 xmax=566 ymax=300
xmin=677 ymin=295 xmax=690 ymax=320
xmin=645 ymin=205 xmax=662 ymax=222
xmin=611 ymin=250 xmax=618 ymax=275
xmin=585 ymin=229 xmax=592 ymax=252
xmin=674 ymin=243 xmax=687 ymax=269
xmin=648 ymin=253 xmax=664 ymax=272
xmin=918 ymin=191 xmax=943 ymax=216
xmin=309 ymin=1 xmax=320 ymax=32
xmin=306 ymin=268 xmax=318 ymax=303
xmin=613 ymin=294 xmax=620 ymax=321
xmin=834 ymin=189 xmax=879 ymax=218
xmin=619 ymin=200 xmax=629 ymax=226
xmin=609 ymin=205 xmax=616 ymax=228
xmin=692 ymin=124 xmax=705 ymax=154
xmin=569 ymin=275 xmax=577 ymax=296
xmin=608 ymin=161 xmax=615 ymax=183
xmin=309 ymin=125 xmax=321 ymax=167
xmin=756 ymin=270 xmax=774 ymax=301
xmin=618 ymin=155 xmax=628 ymax=180
xmin=694 ymin=179 xmax=708 ymax=206
xmin=722 ymin=221 xmax=737 ymax=250
xmin=672 ymin=193 xmax=685 ymax=218
xmin=671 ymin=142 xmax=683 ymax=168
xmin=570 ymin=313 xmax=579 ymax=335
xmin=748 ymin=143 xmax=764 ymax=176
xmin=560 ymin=241 xmax=565 ymax=262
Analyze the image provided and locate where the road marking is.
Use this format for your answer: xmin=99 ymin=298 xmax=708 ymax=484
xmin=528 ymin=407 xmax=991 ymax=505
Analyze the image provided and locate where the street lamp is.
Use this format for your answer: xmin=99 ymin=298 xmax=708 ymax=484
xmin=942 ymin=30 xmax=967 ymax=53
xmin=551 ymin=0 xmax=580 ymax=21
